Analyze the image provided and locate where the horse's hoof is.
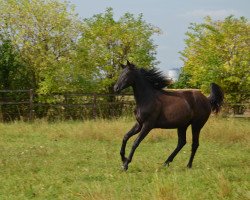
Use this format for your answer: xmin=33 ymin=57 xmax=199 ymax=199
xmin=163 ymin=161 xmax=170 ymax=167
xmin=187 ymin=164 xmax=192 ymax=169
xmin=121 ymin=164 xmax=128 ymax=171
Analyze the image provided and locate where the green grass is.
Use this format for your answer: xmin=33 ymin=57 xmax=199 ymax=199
xmin=0 ymin=117 xmax=249 ymax=200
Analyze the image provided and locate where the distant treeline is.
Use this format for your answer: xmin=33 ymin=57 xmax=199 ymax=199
xmin=0 ymin=0 xmax=249 ymax=116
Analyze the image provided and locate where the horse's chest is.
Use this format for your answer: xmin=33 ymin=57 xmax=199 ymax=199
xmin=134 ymin=104 xmax=158 ymax=124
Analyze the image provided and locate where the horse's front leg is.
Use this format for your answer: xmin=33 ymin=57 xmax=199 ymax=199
xmin=123 ymin=124 xmax=152 ymax=171
xmin=120 ymin=123 xmax=141 ymax=163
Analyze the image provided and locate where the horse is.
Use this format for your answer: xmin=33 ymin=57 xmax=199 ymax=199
xmin=114 ymin=61 xmax=224 ymax=171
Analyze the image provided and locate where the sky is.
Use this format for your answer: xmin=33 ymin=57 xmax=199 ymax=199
xmin=68 ymin=0 xmax=250 ymax=72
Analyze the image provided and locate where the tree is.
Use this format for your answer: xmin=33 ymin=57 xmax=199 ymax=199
xmin=171 ymin=68 xmax=193 ymax=89
xmin=0 ymin=36 xmax=31 ymax=90
xmin=180 ymin=16 xmax=250 ymax=113
xmin=77 ymin=8 xmax=161 ymax=94
xmin=0 ymin=0 xmax=83 ymax=94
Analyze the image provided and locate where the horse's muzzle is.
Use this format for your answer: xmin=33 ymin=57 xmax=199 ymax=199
xmin=114 ymin=84 xmax=120 ymax=93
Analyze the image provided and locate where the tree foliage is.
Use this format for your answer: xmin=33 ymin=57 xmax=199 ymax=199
xmin=0 ymin=36 xmax=31 ymax=90
xmin=180 ymin=16 xmax=250 ymax=110
xmin=0 ymin=2 xmax=160 ymax=96
xmin=0 ymin=0 xmax=83 ymax=94
xmin=77 ymin=8 xmax=161 ymax=93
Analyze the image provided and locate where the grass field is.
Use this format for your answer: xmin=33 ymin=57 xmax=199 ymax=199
xmin=0 ymin=117 xmax=249 ymax=200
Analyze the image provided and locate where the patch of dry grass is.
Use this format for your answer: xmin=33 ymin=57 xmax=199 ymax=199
xmin=201 ymin=117 xmax=249 ymax=143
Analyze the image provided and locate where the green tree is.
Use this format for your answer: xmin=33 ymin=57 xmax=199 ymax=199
xmin=180 ymin=16 xmax=250 ymax=113
xmin=0 ymin=33 xmax=34 ymax=121
xmin=0 ymin=36 xmax=31 ymax=90
xmin=171 ymin=68 xmax=192 ymax=89
xmin=77 ymin=8 xmax=161 ymax=94
xmin=0 ymin=0 xmax=84 ymax=94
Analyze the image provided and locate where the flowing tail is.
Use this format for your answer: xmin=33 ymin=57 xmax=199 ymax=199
xmin=208 ymin=83 xmax=224 ymax=113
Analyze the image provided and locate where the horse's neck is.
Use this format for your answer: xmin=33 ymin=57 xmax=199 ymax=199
xmin=132 ymin=76 xmax=155 ymax=106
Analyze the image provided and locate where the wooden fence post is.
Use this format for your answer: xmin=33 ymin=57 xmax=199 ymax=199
xmin=29 ymin=89 xmax=34 ymax=121
xmin=93 ymin=93 xmax=97 ymax=119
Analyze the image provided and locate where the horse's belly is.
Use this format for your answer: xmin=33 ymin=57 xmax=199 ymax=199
xmin=156 ymin=104 xmax=192 ymax=128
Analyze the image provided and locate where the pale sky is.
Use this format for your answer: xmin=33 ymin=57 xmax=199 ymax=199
xmin=68 ymin=0 xmax=250 ymax=72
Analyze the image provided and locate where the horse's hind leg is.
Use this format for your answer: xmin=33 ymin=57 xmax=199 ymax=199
xmin=120 ymin=123 xmax=141 ymax=163
xmin=187 ymin=125 xmax=201 ymax=168
xmin=164 ymin=127 xmax=187 ymax=166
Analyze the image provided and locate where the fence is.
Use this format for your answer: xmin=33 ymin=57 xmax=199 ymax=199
xmin=0 ymin=89 xmax=249 ymax=122
xmin=0 ymin=90 xmax=135 ymax=121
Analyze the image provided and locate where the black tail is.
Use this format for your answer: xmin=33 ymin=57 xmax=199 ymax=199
xmin=208 ymin=83 xmax=224 ymax=113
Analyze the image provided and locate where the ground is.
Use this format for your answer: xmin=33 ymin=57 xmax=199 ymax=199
xmin=0 ymin=117 xmax=249 ymax=200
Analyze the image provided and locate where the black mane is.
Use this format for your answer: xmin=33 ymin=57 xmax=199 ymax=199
xmin=139 ymin=68 xmax=171 ymax=90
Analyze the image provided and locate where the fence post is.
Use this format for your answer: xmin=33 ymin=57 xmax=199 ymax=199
xmin=29 ymin=89 xmax=34 ymax=121
xmin=93 ymin=93 xmax=97 ymax=119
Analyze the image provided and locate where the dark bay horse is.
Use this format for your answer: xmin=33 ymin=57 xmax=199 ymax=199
xmin=114 ymin=61 xmax=224 ymax=171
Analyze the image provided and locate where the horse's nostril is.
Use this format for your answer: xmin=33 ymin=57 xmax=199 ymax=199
xmin=114 ymin=85 xmax=119 ymax=92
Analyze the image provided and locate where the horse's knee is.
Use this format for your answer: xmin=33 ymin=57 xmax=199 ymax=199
xmin=123 ymin=135 xmax=128 ymax=142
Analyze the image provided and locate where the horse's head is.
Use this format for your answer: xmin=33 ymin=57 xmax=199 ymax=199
xmin=114 ymin=60 xmax=136 ymax=93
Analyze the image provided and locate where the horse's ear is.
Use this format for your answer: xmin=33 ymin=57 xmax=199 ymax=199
xmin=127 ymin=60 xmax=135 ymax=70
xmin=120 ymin=63 xmax=126 ymax=69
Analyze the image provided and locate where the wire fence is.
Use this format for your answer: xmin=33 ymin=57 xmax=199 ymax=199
xmin=0 ymin=89 xmax=249 ymax=122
